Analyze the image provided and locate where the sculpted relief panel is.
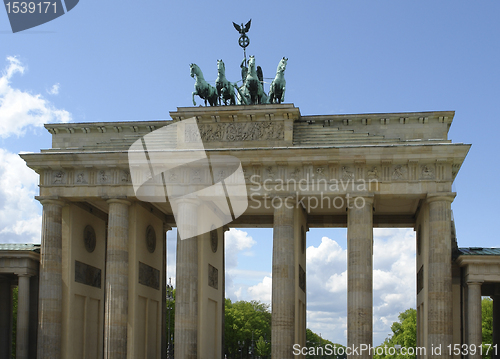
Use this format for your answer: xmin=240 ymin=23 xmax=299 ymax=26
xmin=43 ymin=162 xmax=448 ymax=190
xmin=185 ymin=121 xmax=284 ymax=143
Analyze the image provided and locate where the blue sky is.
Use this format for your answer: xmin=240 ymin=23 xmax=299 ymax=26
xmin=1 ymin=0 xmax=499 ymax=345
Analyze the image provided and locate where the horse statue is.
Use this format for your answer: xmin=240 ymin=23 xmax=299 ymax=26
xmin=190 ymin=63 xmax=218 ymax=107
xmin=242 ymin=56 xmax=267 ymax=105
xmin=215 ymin=60 xmax=236 ymax=106
xmin=269 ymin=57 xmax=288 ymax=104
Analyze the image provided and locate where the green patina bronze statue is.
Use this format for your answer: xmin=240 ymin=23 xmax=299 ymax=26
xmin=215 ymin=59 xmax=236 ymax=106
xmin=242 ymin=55 xmax=267 ymax=105
xmin=269 ymin=57 xmax=287 ymax=104
xmin=190 ymin=21 xmax=287 ymax=106
xmin=190 ymin=63 xmax=218 ymax=107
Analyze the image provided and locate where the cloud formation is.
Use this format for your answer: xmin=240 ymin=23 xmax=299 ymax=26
xmin=0 ymin=56 xmax=73 ymax=243
xmin=0 ymin=56 xmax=70 ymax=138
xmin=229 ymin=228 xmax=416 ymax=345
xmin=47 ymin=83 xmax=60 ymax=95
xmin=225 ymin=228 xmax=258 ymax=300
xmin=0 ymin=148 xmax=41 ymax=243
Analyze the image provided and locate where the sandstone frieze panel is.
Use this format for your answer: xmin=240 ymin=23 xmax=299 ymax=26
xmin=184 ymin=121 xmax=284 ymax=143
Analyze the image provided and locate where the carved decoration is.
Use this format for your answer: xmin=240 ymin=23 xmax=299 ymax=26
xmin=168 ymin=171 xmax=178 ymax=182
xmin=417 ymin=266 xmax=423 ymax=294
xmin=146 ymin=225 xmax=156 ymax=253
xmin=242 ymin=168 xmax=250 ymax=180
xmin=421 ymin=165 xmax=435 ymax=179
xmin=53 ymin=171 xmax=65 ymax=184
xmin=75 ymin=261 xmax=101 ymax=288
xmin=192 ymin=169 xmax=201 ymax=183
xmin=76 ymin=172 xmax=87 ymax=184
xmin=210 ymin=229 xmax=218 ymax=253
xmin=139 ymin=262 xmax=160 ymax=290
xmin=265 ymin=166 xmax=275 ymax=180
xmin=342 ymin=166 xmax=354 ymax=180
xmin=83 ymin=225 xmax=96 ymax=253
xmin=299 ymin=264 xmax=306 ymax=293
xmin=208 ymin=264 xmax=218 ymax=289
xmin=315 ymin=167 xmax=325 ymax=179
xmin=290 ymin=167 xmax=301 ymax=179
xmin=98 ymin=170 xmax=109 ymax=184
xmin=185 ymin=121 xmax=284 ymax=143
xmin=367 ymin=167 xmax=379 ymax=179
xmin=121 ymin=170 xmax=130 ymax=183
xmin=392 ymin=165 xmax=406 ymax=180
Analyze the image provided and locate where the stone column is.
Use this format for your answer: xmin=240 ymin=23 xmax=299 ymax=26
xmin=104 ymin=199 xmax=131 ymax=359
xmin=347 ymin=194 xmax=374 ymax=359
xmin=175 ymin=199 xmax=199 ymax=359
xmin=0 ymin=279 xmax=12 ymax=359
xmin=37 ymin=199 xmax=64 ymax=359
xmin=16 ymin=274 xmax=31 ymax=359
xmin=467 ymin=282 xmax=482 ymax=359
xmin=272 ymin=199 xmax=295 ymax=359
xmin=427 ymin=193 xmax=455 ymax=359
xmin=492 ymin=294 xmax=500 ymax=359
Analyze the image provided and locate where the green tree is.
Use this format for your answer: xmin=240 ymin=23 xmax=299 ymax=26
xmin=165 ymin=288 xmax=175 ymax=356
xmin=374 ymin=309 xmax=417 ymax=359
xmin=255 ymin=335 xmax=271 ymax=358
xmin=224 ymin=299 xmax=271 ymax=359
xmin=306 ymin=328 xmax=345 ymax=358
xmin=482 ymin=298 xmax=493 ymax=359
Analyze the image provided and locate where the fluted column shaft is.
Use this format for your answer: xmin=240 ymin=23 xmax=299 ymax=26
xmin=272 ymin=201 xmax=295 ymax=359
xmin=0 ymin=280 xmax=12 ymax=359
xmin=467 ymin=282 xmax=482 ymax=359
xmin=37 ymin=200 xmax=63 ymax=359
xmin=493 ymin=295 xmax=500 ymax=359
xmin=427 ymin=193 xmax=455 ymax=359
xmin=347 ymin=195 xmax=374 ymax=359
xmin=16 ymin=274 xmax=31 ymax=359
xmin=104 ymin=199 xmax=131 ymax=359
xmin=175 ymin=199 xmax=199 ymax=359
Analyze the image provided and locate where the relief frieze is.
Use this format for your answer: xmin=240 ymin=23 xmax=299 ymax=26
xmin=138 ymin=262 xmax=160 ymax=290
xmin=185 ymin=121 xmax=284 ymax=143
xmin=75 ymin=260 xmax=101 ymax=288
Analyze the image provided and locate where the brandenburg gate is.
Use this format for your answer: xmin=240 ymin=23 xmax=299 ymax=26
xmin=20 ymin=103 xmax=496 ymax=359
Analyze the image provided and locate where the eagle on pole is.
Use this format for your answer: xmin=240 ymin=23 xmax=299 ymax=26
xmin=233 ymin=19 xmax=251 ymax=35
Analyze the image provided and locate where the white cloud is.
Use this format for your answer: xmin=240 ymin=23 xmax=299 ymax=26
xmin=304 ymin=229 xmax=416 ymax=345
xmin=0 ymin=56 xmax=70 ymax=138
xmin=0 ymin=148 xmax=41 ymax=243
xmin=224 ymin=228 xmax=257 ymax=300
xmin=247 ymin=275 xmax=272 ymax=304
xmin=225 ymin=228 xmax=256 ymax=270
xmin=47 ymin=83 xmax=60 ymax=95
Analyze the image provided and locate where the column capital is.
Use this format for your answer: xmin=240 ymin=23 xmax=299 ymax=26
xmin=467 ymin=280 xmax=484 ymax=286
xmin=36 ymin=196 xmax=65 ymax=207
xmin=346 ymin=192 xmax=374 ymax=207
xmin=15 ymin=273 xmax=33 ymax=278
xmin=106 ymin=198 xmax=131 ymax=206
xmin=426 ymin=192 xmax=456 ymax=204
